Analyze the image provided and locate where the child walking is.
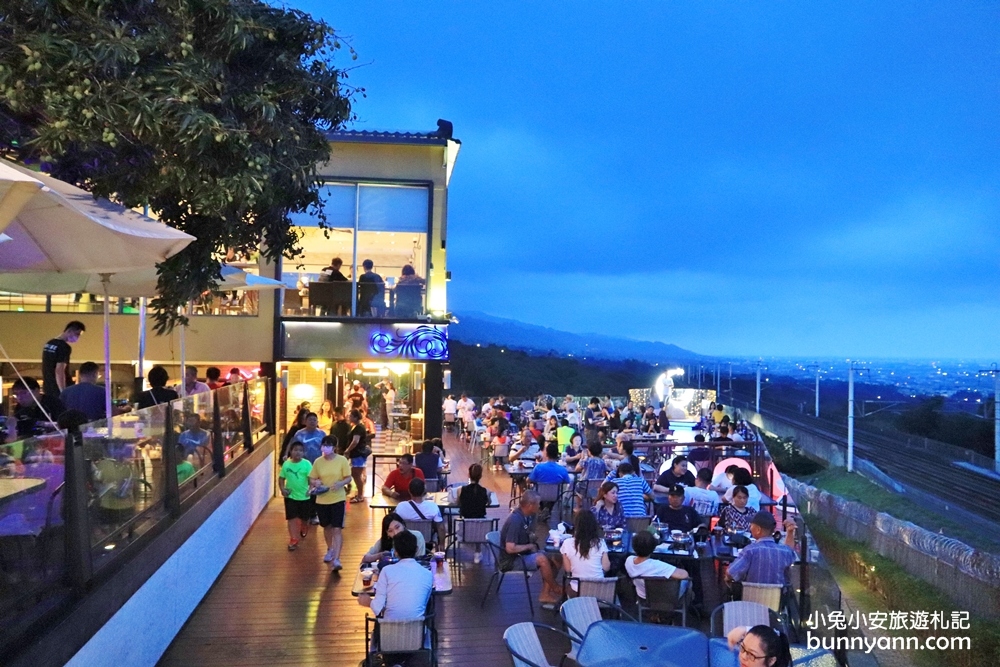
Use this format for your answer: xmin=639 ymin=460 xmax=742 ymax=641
xmin=279 ymin=442 xmax=313 ymax=551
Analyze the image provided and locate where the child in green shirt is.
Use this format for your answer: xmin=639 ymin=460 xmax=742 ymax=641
xmin=279 ymin=442 xmax=314 ymax=550
xmin=176 ymin=444 xmax=196 ymax=484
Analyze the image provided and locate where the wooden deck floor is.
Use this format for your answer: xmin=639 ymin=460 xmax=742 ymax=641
xmin=158 ymin=431 xmax=721 ymax=667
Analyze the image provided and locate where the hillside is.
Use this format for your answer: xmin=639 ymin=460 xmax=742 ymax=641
xmin=450 ymin=311 xmax=700 ymax=364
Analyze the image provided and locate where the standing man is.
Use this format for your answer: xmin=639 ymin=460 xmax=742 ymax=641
xmin=357 ymin=259 xmax=385 ymax=316
xmin=442 ymin=394 xmax=458 ymax=426
xmin=456 ymin=393 xmax=475 ymax=433
xmin=177 ymin=367 xmax=211 ymax=396
xmin=309 ymin=436 xmax=353 ymax=571
xmin=291 ymin=412 xmax=326 ymax=463
xmin=42 ymin=321 xmax=85 ymax=398
xmin=59 ymin=361 xmax=106 ymax=421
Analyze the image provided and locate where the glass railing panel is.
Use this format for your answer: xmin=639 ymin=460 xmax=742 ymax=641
xmin=172 ymin=393 xmax=216 ymax=503
xmin=218 ymin=383 xmax=245 ymax=469
xmin=83 ymin=402 xmax=170 ymax=562
xmin=247 ymin=378 xmax=268 ymax=443
xmin=0 ymin=432 xmax=67 ymax=621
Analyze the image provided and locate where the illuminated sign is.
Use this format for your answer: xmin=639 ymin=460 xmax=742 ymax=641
xmin=370 ymin=325 xmax=448 ymax=360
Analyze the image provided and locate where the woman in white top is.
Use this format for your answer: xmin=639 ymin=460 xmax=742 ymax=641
xmin=559 ymin=510 xmax=610 ymax=594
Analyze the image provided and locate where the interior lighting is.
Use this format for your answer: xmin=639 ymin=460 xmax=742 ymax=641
xmin=290 ymin=383 xmax=317 ymax=401
xmin=309 ymin=360 xmax=326 ymax=371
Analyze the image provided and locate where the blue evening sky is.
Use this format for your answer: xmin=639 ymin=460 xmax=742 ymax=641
xmin=295 ymin=1 xmax=1000 ymax=359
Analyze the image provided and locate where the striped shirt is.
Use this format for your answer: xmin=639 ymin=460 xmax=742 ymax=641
xmin=613 ymin=474 xmax=652 ymax=518
xmin=727 ymin=539 xmax=796 ymax=585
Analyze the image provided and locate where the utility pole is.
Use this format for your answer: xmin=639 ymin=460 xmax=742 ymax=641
xmin=847 ymin=361 xmax=855 ymax=473
xmin=805 ymin=363 xmax=820 ymax=417
xmin=755 ymin=360 xmax=762 ymax=413
xmin=716 ymin=363 xmax=721 ymax=397
xmin=979 ymin=364 xmax=1000 ymax=473
xmin=728 ymin=362 xmax=733 ymax=400
xmin=698 ymin=365 xmax=702 ymax=390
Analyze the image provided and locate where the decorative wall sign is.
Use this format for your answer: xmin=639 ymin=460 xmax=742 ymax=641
xmin=369 ymin=325 xmax=448 ymax=360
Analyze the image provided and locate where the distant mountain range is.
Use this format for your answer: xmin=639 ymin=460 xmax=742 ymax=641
xmin=450 ymin=311 xmax=702 ymax=364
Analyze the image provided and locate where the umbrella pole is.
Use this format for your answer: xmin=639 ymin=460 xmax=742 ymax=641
xmin=179 ymin=305 xmax=187 ymax=398
xmin=101 ymin=274 xmax=113 ymax=430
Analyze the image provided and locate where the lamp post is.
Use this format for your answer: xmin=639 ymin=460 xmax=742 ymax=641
xmin=979 ymin=364 xmax=1000 ymax=473
xmin=755 ymin=360 xmax=762 ymax=413
xmin=806 ymin=363 xmax=820 ymax=417
xmin=847 ymin=361 xmax=855 ymax=473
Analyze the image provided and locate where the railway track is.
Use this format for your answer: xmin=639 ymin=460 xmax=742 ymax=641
xmin=737 ymin=398 xmax=1000 ymax=526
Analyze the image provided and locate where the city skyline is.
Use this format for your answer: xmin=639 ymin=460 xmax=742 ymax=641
xmin=300 ymin=1 xmax=1000 ymax=359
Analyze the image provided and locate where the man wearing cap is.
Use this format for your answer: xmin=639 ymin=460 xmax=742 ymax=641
xmin=654 ymin=455 xmax=696 ymax=492
xmin=654 ymin=485 xmax=705 ymax=532
xmin=726 ymin=511 xmax=798 ymax=594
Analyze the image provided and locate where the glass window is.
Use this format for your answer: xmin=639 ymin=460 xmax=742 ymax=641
xmin=282 ymin=182 xmax=430 ymax=319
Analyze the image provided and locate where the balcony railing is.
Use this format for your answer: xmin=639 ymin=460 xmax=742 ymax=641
xmin=281 ymin=281 xmax=428 ymax=320
xmin=0 ymin=379 xmax=271 ymax=657
xmin=0 ymin=291 xmax=260 ymax=316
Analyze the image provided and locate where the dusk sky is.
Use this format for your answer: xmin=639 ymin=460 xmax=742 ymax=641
xmin=297 ymin=1 xmax=999 ymax=360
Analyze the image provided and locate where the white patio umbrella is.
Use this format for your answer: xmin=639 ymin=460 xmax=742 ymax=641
xmin=0 ymin=266 xmax=283 ymax=397
xmin=0 ymin=159 xmax=195 ymax=424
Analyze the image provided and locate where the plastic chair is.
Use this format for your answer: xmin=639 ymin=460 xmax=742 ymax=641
xmin=625 ymin=515 xmax=652 ymax=535
xmin=709 ymin=601 xmax=773 ymax=637
xmin=559 ymin=597 xmax=636 ymax=661
xmin=482 ymin=531 xmax=534 ymax=617
xmin=566 ymin=576 xmax=618 ymax=604
xmin=451 ymin=517 xmax=497 ymax=583
xmin=424 ymin=478 xmax=440 ymax=493
xmin=364 ymin=615 xmax=435 ymax=667
xmin=789 ymin=644 xmax=839 ymax=666
xmin=502 ymin=622 xmax=573 ymax=667
xmin=634 ymin=576 xmax=690 ymax=626
xmin=407 ymin=520 xmax=436 ymax=547
xmin=533 ymin=482 xmax=566 ymax=523
xmin=741 ymin=582 xmax=784 ymax=612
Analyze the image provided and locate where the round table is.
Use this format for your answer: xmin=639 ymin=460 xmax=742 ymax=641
xmin=576 ymin=620 xmax=708 ymax=667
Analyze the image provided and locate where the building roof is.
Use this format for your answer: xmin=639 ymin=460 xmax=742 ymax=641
xmin=325 ymin=129 xmax=460 ymax=146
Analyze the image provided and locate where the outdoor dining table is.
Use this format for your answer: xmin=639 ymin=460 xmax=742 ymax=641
xmin=0 ymin=477 xmax=46 ymax=507
xmin=350 ymin=557 xmax=453 ymax=596
xmin=368 ymin=489 xmax=500 ymax=538
xmin=575 ymin=620 xmax=708 ymax=667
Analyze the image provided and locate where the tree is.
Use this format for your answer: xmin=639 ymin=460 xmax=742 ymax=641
xmin=0 ymin=0 xmax=359 ymax=331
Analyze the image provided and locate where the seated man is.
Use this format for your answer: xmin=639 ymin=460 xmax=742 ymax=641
xmin=625 ymin=529 xmax=689 ymax=601
xmin=610 ymin=463 xmax=654 ymax=518
xmin=382 ymin=453 xmax=425 ymax=501
xmin=500 ymin=491 xmax=562 ymax=608
xmin=361 ymin=530 xmax=433 ymax=620
xmin=726 ymin=511 xmax=798 ymax=593
xmin=414 ymin=440 xmax=442 ymax=481
xmin=655 ymin=485 xmax=706 ymax=533
xmin=508 ymin=428 xmax=540 ymax=463
xmin=394 ymin=478 xmax=446 ymax=547
xmin=11 ymin=377 xmax=65 ymax=438
xmin=685 ymin=468 xmax=720 ymax=517
xmin=528 ymin=443 xmax=571 ymax=486
xmin=178 ymin=413 xmax=211 ymax=465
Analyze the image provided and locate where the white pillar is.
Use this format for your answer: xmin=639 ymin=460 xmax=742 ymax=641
xmin=815 ymin=367 xmax=820 ymax=418
xmin=994 ymin=372 xmax=999 ymax=473
xmin=847 ymin=363 xmax=855 ymax=473
xmin=755 ymin=363 xmax=761 ymax=413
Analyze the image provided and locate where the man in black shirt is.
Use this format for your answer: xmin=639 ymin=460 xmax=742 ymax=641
xmin=60 ymin=361 xmax=105 ymax=421
xmin=654 ymin=485 xmax=705 ymax=532
xmin=41 ymin=320 xmax=85 ymax=398
xmin=12 ymin=377 xmax=65 ymax=438
xmin=357 ymin=259 xmax=385 ymax=316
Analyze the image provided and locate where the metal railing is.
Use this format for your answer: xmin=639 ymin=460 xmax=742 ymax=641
xmin=0 ymin=379 xmax=272 ymax=657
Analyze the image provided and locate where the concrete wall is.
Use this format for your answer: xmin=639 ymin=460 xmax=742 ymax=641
xmin=739 ymin=405 xmax=847 ymax=467
xmin=64 ymin=451 xmax=274 ymax=667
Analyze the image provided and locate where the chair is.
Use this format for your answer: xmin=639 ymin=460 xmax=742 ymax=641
xmin=444 ymin=413 xmax=457 ymax=432
xmin=634 ymin=576 xmax=691 ymax=626
xmin=533 ymin=482 xmax=566 ymax=523
xmin=392 ymin=282 xmax=425 ymax=318
xmin=482 ymin=531 xmax=534 ymax=616
xmin=576 ymin=479 xmax=604 ymax=508
xmin=424 ymin=478 xmax=440 ymax=493
xmin=709 ymin=601 xmax=773 ymax=637
xmin=451 ymin=517 xmax=498 ymax=583
xmin=559 ymin=597 xmax=636 ymax=662
xmin=308 ymin=281 xmax=352 ymax=316
xmin=741 ymin=582 xmax=784 ymax=612
xmin=789 ymin=644 xmax=839 ymax=666
xmin=364 ymin=615 xmax=436 ymax=667
xmin=502 ymin=622 xmax=573 ymax=667
xmin=625 ymin=515 xmax=652 ymax=535
xmin=565 ymin=577 xmax=618 ymax=604
xmin=407 ymin=520 xmax=436 ymax=547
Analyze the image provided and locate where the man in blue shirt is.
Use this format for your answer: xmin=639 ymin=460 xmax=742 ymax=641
xmin=611 ymin=463 xmax=654 ymax=518
xmin=726 ymin=511 xmax=799 ymax=592
xmin=528 ymin=444 xmax=571 ymax=485
xmin=59 ymin=361 xmax=106 ymax=421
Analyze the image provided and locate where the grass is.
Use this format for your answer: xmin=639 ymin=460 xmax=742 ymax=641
xmin=796 ymin=468 xmax=1000 ymax=553
xmin=808 ymin=519 xmax=1000 ymax=667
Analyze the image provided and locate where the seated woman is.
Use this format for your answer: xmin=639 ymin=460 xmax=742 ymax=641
xmin=563 ymin=432 xmax=584 ymax=467
xmin=542 ymin=416 xmax=559 ymax=445
xmin=722 ymin=468 xmax=762 ymax=510
xmin=360 ymin=512 xmax=426 ymax=565
xmin=591 ymin=481 xmax=626 ymax=532
xmin=718 ymin=485 xmax=756 ymax=532
xmin=559 ymin=509 xmax=610 ymax=598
